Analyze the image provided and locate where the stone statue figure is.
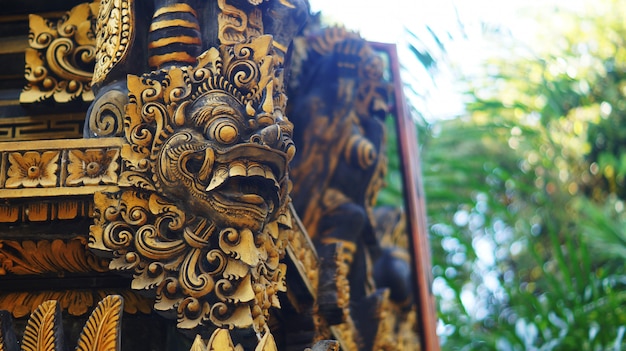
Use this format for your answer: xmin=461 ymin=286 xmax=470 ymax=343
xmin=288 ymin=27 xmax=391 ymax=326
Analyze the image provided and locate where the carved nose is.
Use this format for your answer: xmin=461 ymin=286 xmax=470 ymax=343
xmin=256 ymin=124 xmax=282 ymax=148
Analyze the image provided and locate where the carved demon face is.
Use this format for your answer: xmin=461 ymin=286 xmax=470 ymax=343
xmin=156 ymin=92 xmax=293 ymax=232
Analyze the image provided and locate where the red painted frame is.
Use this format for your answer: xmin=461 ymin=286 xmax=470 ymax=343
xmin=370 ymin=42 xmax=440 ymax=351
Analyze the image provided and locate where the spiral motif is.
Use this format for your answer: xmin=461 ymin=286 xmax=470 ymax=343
xmin=357 ymin=138 xmax=377 ymax=169
xmin=122 ymin=205 xmax=149 ymax=226
xmin=209 ymin=302 xmax=231 ymax=323
xmin=88 ymin=96 xmax=124 ymax=137
xmin=30 ymin=31 xmax=55 ymax=50
xmin=177 ymin=297 xmax=212 ymax=330
xmin=141 ymin=84 xmax=162 ymax=103
xmin=123 ymin=252 xmax=139 ymax=266
xmin=157 ymin=277 xmax=180 ymax=298
xmin=32 ymin=65 xmax=49 ymax=82
xmin=234 ymin=46 xmax=253 ymax=60
xmin=135 ymin=224 xmax=186 ymax=261
xmin=57 ymin=22 xmax=77 ymax=38
xmin=227 ymin=60 xmax=258 ymax=92
xmin=147 ymin=261 xmax=164 ymax=277
xmin=153 ymin=207 xmax=185 ymax=233
xmin=192 ymin=67 xmax=210 ymax=82
xmin=220 ymin=228 xmax=240 ymax=246
xmin=169 ymin=86 xmax=190 ymax=103
xmin=215 ymin=278 xmax=238 ymax=300
xmin=103 ymin=222 xmax=134 ymax=250
xmin=206 ymin=250 xmax=228 ymax=275
xmin=142 ymin=102 xmax=167 ymax=124
xmin=47 ymin=38 xmax=94 ymax=81
xmin=129 ymin=124 xmax=154 ymax=149
xmin=76 ymin=45 xmax=97 ymax=66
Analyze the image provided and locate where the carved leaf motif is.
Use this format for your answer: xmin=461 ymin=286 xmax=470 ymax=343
xmin=21 ymin=300 xmax=63 ymax=351
xmin=189 ymin=335 xmax=207 ymax=351
xmin=254 ymin=331 xmax=277 ymax=351
xmin=76 ymin=295 xmax=123 ymax=351
xmin=209 ymin=303 xmax=253 ymax=329
xmin=205 ymin=329 xmax=243 ymax=351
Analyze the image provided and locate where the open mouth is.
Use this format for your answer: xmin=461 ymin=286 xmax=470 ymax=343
xmin=206 ymin=160 xmax=281 ymax=220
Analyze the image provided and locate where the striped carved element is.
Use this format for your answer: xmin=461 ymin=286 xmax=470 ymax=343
xmin=148 ymin=1 xmax=202 ymax=69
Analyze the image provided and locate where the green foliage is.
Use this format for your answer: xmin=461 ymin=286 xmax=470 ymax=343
xmin=405 ymin=0 xmax=626 ymax=349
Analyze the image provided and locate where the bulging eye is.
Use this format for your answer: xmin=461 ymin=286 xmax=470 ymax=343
xmin=208 ymin=118 xmax=239 ymax=144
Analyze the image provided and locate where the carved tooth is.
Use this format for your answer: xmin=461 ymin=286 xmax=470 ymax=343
xmin=248 ymin=164 xmax=265 ymax=178
xmin=266 ymin=167 xmax=274 ymax=179
xmin=206 ymin=166 xmax=229 ymax=191
xmin=229 ymin=161 xmax=247 ymax=177
xmin=263 ymin=167 xmax=279 ymax=188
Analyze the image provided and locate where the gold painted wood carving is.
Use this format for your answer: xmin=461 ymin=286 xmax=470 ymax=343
xmin=5 ymin=151 xmax=59 ymax=189
xmin=188 ymin=327 xmax=279 ymax=351
xmin=89 ymin=35 xmax=294 ymax=339
xmin=217 ymin=0 xmax=264 ymax=46
xmin=285 ymin=204 xmax=319 ymax=296
xmin=21 ymin=300 xmax=64 ymax=351
xmin=0 ymin=138 xmax=122 ymax=200
xmin=0 ymin=296 xmax=123 ymax=351
xmin=0 ymin=199 xmax=94 ymax=223
xmin=75 ymin=295 xmax=123 ymax=351
xmin=0 ymin=237 xmax=109 ymax=276
xmin=371 ymin=207 xmax=421 ymax=351
xmin=287 ymin=27 xmax=425 ymax=350
xmin=0 ymin=291 xmax=150 ymax=319
xmin=289 ymin=28 xmax=390 ymax=327
xmin=92 ymin=0 xmax=132 ymax=86
xmin=0 ymin=114 xmax=84 ymax=142
xmin=21 ymin=1 xmax=100 ymax=103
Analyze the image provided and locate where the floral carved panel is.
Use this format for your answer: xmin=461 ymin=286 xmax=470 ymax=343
xmin=0 ymin=138 xmax=123 ymax=200
xmin=66 ymin=148 xmax=120 ymax=186
xmin=5 ymin=151 xmax=59 ymax=188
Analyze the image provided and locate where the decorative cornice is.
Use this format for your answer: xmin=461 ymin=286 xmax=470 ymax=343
xmin=0 ymin=237 xmax=108 ymax=275
xmin=0 ymin=114 xmax=84 ymax=142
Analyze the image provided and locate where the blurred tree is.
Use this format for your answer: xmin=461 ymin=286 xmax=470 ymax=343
xmin=401 ymin=0 xmax=626 ymax=350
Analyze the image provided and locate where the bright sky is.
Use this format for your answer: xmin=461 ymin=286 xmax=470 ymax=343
xmin=307 ymin=0 xmax=586 ymax=120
